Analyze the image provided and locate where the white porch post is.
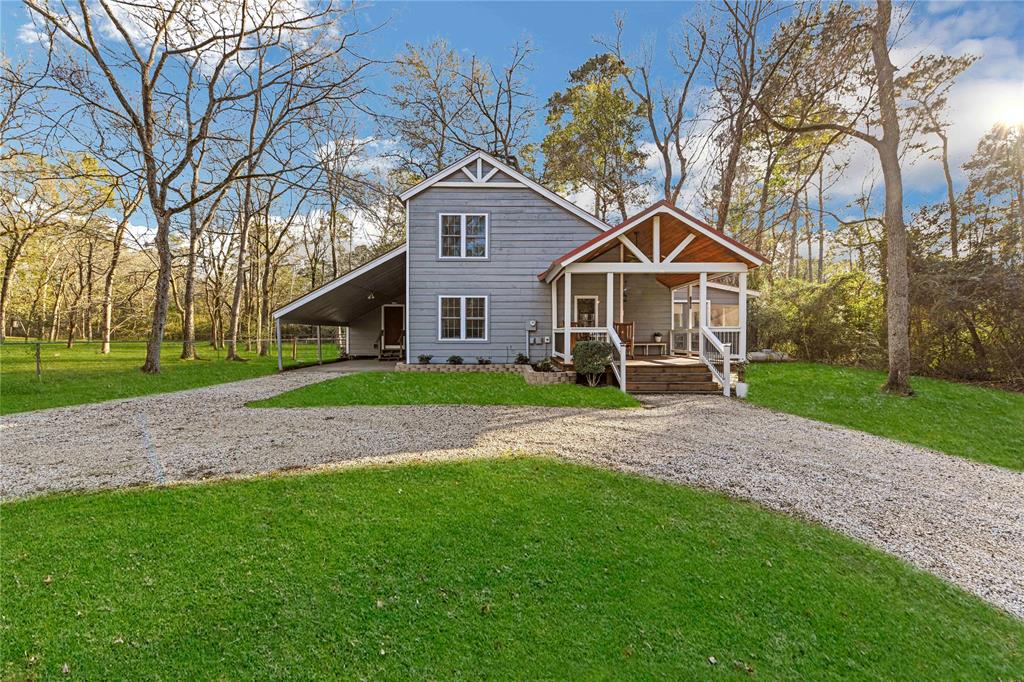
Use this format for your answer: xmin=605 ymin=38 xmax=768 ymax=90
xmin=606 ymin=272 xmax=614 ymax=332
xmin=563 ymin=271 xmax=572 ymax=359
xmin=275 ymin=318 xmax=283 ymax=371
xmin=550 ymin=275 xmax=559 ymax=356
xmin=698 ymin=272 xmax=707 ymax=356
xmin=652 ymin=215 xmax=661 ymax=263
xmin=738 ymin=271 xmax=747 ymax=361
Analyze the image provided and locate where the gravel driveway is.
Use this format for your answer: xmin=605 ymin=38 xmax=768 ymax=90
xmin=2 ymin=366 xmax=1022 ymax=619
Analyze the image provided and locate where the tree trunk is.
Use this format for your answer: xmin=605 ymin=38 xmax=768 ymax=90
xmin=226 ymin=205 xmax=251 ymax=361
xmin=817 ymin=165 xmax=826 ymax=283
xmin=939 ymin=131 xmax=959 ymax=258
xmin=101 ymin=220 xmax=127 ymax=354
xmin=180 ymin=230 xmax=200 ymax=360
xmin=0 ymin=237 xmax=27 ymax=343
xmin=141 ymin=212 xmax=174 ymax=373
xmin=872 ymin=0 xmax=912 ymax=395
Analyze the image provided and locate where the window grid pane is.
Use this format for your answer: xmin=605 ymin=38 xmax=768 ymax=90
xmin=441 ymin=216 xmax=462 ymax=257
xmin=465 ymin=297 xmax=486 ymax=339
xmin=465 ymin=215 xmax=486 ymax=257
xmin=440 ymin=297 xmax=461 ymax=339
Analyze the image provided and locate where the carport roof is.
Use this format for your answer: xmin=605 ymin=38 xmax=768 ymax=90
xmin=273 ymin=245 xmax=406 ymax=326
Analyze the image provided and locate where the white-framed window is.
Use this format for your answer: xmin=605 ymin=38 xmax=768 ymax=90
xmin=438 ymin=295 xmax=488 ymax=340
xmin=439 ymin=213 xmax=488 ymax=259
xmin=573 ymin=295 xmax=599 ymax=327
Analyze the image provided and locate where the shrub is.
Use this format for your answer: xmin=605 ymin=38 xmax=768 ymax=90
xmin=514 ymin=352 xmax=530 ymax=365
xmin=476 ymin=357 xmax=492 ymax=365
xmin=573 ymin=340 xmax=612 ymax=387
xmin=447 ymin=355 xmax=464 ymax=365
xmin=417 ymin=354 xmax=433 ymax=364
xmin=533 ymin=357 xmax=554 ymax=373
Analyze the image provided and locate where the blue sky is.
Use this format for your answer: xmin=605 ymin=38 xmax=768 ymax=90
xmin=3 ymin=0 xmax=1023 ymax=230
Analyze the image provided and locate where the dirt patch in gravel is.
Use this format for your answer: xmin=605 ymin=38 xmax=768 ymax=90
xmin=2 ymin=369 xmax=1022 ymax=619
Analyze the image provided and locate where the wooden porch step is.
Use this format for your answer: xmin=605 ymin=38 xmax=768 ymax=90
xmin=625 ymin=380 xmax=721 ymax=393
xmin=627 ymin=366 xmax=711 ymax=376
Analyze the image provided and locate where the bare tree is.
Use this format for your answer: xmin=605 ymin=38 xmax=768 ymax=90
xmin=26 ymin=0 xmax=371 ymax=371
xmin=602 ymin=14 xmax=708 ymax=204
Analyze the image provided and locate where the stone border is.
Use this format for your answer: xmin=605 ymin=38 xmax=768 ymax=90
xmin=396 ymin=362 xmax=576 ymax=385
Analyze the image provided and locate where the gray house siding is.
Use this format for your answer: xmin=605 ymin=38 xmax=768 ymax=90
xmin=406 ymin=187 xmax=603 ymax=362
xmin=347 ymin=298 xmax=405 ymax=356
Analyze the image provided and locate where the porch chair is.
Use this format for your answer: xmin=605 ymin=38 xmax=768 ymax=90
xmin=613 ymin=321 xmax=635 ymax=358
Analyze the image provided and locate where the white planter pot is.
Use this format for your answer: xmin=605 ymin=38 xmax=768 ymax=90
xmin=735 ymin=381 xmax=749 ymax=399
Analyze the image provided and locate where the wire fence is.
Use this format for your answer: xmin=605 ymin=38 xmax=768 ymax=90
xmin=0 ymin=335 xmax=350 ymax=377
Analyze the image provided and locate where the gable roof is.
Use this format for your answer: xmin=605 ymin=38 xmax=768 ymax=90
xmin=398 ymin=150 xmax=610 ymax=233
xmin=539 ymin=200 xmax=766 ymax=282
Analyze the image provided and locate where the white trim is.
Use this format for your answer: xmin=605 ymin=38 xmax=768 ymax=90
xmin=405 ymin=200 xmax=410 ymax=363
xmin=438 ymin=213 xmax=489 ymax=260
xmin=380 ymin=303 xmax=404 ymax=349
xmin=431 ymin=181 xmax=526 ymax=189
xmin=573 ymin=295 xmax=600 ymax=327
xmin=663 ymin=234 xmax=695 ymax=263
xmin=460 ymin=166 xmax=477 ymax=181
xmin=652 ymin=215 xmax=660 ymax=263
xmin=565 ymin=262 xmax=749 ymax=274
xmin=399 ymin=150 xmax=610 ymax=233
xmin=545 ymin=203 xmax=763 ymax=282
xmin=617 ymin=235 xmax=651 ymax=263
xmin=273 ymin=244 xmax=407 ymax=320
xmin=672 ymin=281 xmax=761 ymax=299
xmin=437 ymin=294 xmax=489 ymax=342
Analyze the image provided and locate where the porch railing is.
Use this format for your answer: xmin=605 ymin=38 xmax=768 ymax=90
xmin=552 ymin=327 xmax=608 ymax=362
xmin=607 ymin=325 xmax=627 ymax=392
xmin=699 ymin=325 xmax=731 ymax=397
xmin=673 ymin=326 xmax=742 ymax=361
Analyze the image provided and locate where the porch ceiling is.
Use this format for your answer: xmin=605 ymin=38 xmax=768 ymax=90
xmin=584 ymin=211 xmax=751 ymax=266
xmin=273 ymin=246 xmax=406 ymax=326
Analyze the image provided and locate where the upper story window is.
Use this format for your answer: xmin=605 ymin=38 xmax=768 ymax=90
xmin=439 ymin=213 xmax=488 ymax=259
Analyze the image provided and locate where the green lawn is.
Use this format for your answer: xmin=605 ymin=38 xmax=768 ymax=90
xmin=0 ymin=341 xmax=340 ymax=415
xmin=2 ymin=458 xmax=1021 ymax=679
xmin=746 ymin=362 xmax=1024 ymax=471
xmin=250 ymin=370 xmax=641 ymax=409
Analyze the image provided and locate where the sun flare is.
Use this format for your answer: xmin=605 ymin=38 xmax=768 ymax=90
xmin=992 ymin=91 xmax=1024 ymax=127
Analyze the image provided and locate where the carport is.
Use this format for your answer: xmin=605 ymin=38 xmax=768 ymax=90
xmin=271 ymin=245 xmax=406 ymax=370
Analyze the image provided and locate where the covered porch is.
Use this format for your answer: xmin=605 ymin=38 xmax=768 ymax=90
xmin=540 ymin=201 xmax=763 ymax=395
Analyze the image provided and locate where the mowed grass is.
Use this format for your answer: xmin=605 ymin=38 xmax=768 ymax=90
xmin=2 ymin=458 xmax=1022 ymax=679
xmin=249 ymin=370 xmax=641 ymax=409
xmin=0 ymin=341 xmax=340 ymax=415
xmin=747 ymin=362 xmax=1024 ymax=470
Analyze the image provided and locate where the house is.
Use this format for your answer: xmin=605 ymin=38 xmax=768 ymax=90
xmin=272 ymin=151 xmax=764 ymax=395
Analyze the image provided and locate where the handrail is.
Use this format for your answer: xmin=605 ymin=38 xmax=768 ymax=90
xmin=607 ymin=324 xmax=627 ymax=392
xmin=699 ymin=324 xmax=731 ymax=397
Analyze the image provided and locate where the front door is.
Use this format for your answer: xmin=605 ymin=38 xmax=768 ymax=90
xmin=383 ymin=305 xmax=404 ymax=347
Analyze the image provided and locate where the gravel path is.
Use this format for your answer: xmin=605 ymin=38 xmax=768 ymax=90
xmin=2 ymin=367 xmax=1022 ymax=619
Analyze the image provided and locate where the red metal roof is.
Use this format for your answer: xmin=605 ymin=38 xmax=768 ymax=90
xmin=537 ymin=200 xmax=766 ymax=280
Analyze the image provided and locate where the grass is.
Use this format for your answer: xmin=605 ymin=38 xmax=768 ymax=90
xmin=249 ymin=370 xmax=641 ymax=409
xmin=0 ymin=341 xmax=340 ymax=415
xmin=2 ymin=458 xmax=1021 ymax=679
xmin=746 ymin=362 xmax=1024 ymax=471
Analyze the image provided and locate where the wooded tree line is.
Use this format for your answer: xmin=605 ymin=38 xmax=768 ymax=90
xmin=1 ymin=0 xmax=1020 ymax=389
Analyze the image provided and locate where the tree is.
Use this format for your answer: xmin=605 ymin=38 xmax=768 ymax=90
xmin=542 ymin=54 xmax=649 ymax=222
xmin=753 ymin=0 xmax=920 ymax=394
xmin=26 ymin=0 xmax=370 ymax=372
xmin=899 ymin=53 xmax=978 ymax=258
xmin=602 ymin=14 xmax=708 ymax=204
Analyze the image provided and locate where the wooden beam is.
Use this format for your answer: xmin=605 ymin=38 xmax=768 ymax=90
xmin=432 ymin=181 xmax=526 ymax=189
xmin=652 ymin=215 xmax=660 ymax=263
xmin=461 ymin=166 xmax=477 ymax=181
xmin=663 ymin=234 xmax=696 ymax=263
xmin=565 ymin=262 xmax=748 ymax=275
xmin=617 ymin=235 xmax=651 ymax=263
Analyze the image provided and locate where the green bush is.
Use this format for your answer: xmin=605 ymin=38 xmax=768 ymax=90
xmin=417 ymin=354 xmax=433 ymax=364
xmin=447 ymin=355 xmax=464 ymax=365
xmin=514 ymin=353 xmax=530 ymax=365
xmin=533 ymin=357 xmax=554 ymax=373
xmin=573 ymin=340 xmax=612 ymax=387
xmin=476 ymin=357 xmax=492 ymax=365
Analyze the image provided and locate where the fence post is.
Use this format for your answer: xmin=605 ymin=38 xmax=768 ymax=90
xmin=291 ymin=337 xmax=297 ymax=361
xmin=35 ymin=342 xmax=41 ymax=378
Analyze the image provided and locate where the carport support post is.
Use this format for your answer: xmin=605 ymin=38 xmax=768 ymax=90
xmin=316 ymin=325 xmax=322 ymax=365
xmin=275 ymin=319 xmax=283 ymax=371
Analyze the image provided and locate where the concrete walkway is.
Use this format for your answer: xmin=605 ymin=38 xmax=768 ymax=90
xmin=1 ymin=368 xmax=1021 ymax=619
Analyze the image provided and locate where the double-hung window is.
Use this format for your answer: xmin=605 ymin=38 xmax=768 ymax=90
xmin=439 ymin=296 xmax=488 ymax=340
xmin=439 ymin=214 xmax=488 ymax=259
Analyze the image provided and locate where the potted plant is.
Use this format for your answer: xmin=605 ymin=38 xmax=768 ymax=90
xmin=417 ymin=354 xmax=433 ymax=364
xmin=652 ymin=331 xmax=663 ymax=344
xmin=447 ymin=355 xmax=464 ymax=365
